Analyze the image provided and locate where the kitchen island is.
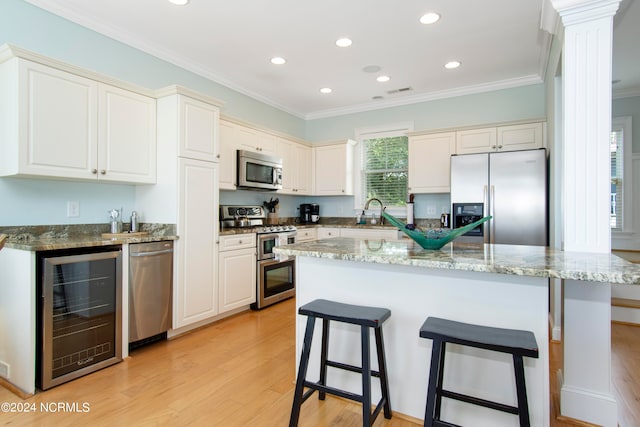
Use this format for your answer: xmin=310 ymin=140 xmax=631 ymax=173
xmin=275 ymin=238 xmax=640 ymax=427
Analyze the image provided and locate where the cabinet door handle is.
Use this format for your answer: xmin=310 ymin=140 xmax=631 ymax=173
xmin=100 ymin=170 xmax=106 ymax=175
xmin=216 ymin=154 xmax=220 ymax=158
xmin=238 ymin=240 xmax=243 ymax=244
xmin=91 ymin=169 xmax=98 ymax=174
xmin=497 ymin=145 xmax=503 ymax=149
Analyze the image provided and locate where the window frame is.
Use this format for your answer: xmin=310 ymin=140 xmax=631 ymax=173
xmin=354 ymin=122 xmax=413 ymax=216
xmin=611 ymin=116 xmax=633 ymax=236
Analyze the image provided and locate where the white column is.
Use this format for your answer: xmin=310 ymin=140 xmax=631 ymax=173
xmin=555 ymin=0 xmax=619 ymax=254
xmin=550 ymin=1 xmax=621 ymax=426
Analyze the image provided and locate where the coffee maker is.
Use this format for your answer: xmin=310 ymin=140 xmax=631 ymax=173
xmin=299 ymin=203 xmax=320 ymax=223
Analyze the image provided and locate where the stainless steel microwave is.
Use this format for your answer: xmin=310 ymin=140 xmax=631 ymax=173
xmin=237 ymin=150 xmax=283 ymax=191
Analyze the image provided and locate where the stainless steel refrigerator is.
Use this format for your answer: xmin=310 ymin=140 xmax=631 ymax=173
xmin=450 ymin=148 xmax=547 ymax=246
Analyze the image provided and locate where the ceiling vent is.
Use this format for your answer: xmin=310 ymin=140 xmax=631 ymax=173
xmin=386 ymin=87 xmax=413 ymax=95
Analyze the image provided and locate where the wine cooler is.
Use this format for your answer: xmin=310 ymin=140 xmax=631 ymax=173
xmin=37 ymin=247 xmax=122 ymax=390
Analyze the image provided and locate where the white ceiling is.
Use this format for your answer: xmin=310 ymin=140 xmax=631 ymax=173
xmin=23 ymin=0 xmax=640 ymax=120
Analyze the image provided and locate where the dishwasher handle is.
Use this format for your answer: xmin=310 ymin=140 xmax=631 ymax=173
xmin=130 ymin=248 xmax=174 ymax=257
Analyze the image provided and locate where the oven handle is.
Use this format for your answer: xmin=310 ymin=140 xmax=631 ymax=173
xmin=258 ymin=256 xmax=296 ymax=268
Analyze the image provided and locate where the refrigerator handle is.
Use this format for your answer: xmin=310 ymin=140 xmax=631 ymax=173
xmin=483 ymin=185 xmax=489 ymax=244
xmin=489 ymin=185 xmax=496 ymax=243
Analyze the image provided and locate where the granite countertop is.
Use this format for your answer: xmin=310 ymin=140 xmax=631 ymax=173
xmin=274 ymin=237 xmax=640 ymax=285
xmin=0 ymin=224 xmax=177 ymax=251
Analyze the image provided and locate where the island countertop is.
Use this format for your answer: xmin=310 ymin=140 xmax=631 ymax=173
xmin=274 ymin=237 xmax=640 ymax=285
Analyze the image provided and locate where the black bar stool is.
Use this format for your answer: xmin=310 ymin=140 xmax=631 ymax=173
xmin=419 ymin=317 xmax=539 ymax=427
xmin=289 ymin=299 xmax=392 ymax=427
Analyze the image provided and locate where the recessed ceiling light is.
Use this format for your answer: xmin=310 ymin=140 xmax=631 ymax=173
xmin=168 ymin=0 xmax=189 ymax=5
xmin=336 ymin=38 xmax=353 ymax=48
xmin=270 ymin=57 xmax=286 ymax=65
xmin=363 ymin=65 xmax=381 ymax=73
xmin=376 ymin=75 xmax=390 ymax=83
xmin=444 ymin=61 xmax=461 ymax=69
xmin=320 ymin=88 xmax=332 ymax=94
xmin=420 ymin=12 xmax=440 ymax=25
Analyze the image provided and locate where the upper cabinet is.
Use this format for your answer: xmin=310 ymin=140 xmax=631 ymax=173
xmin=178 ymin=95 xmax=220 ymax=162
xmin=236 ymin=125 xmax=276 ymax=156
xmin=456 ymin=122 xmax=544 ymax=155
xmin=98 ymin=84 xmax=156 ymax=183
xmin=277 ymin=137 xmax=311 ymax=195
xmin=496 ymin=122 xmax=544 ymax=152
xmin=455 ymin=128 xmax=497 ymax=155
xmin=408 ymin=132 xmax=456 ymax=193
xmin=0 ymin=56 xmax=157 ymax=184
xmin=313 ymin=140 xmax=355 ymax=196
xmin=218 ymin=119 xmax=238 ymax=190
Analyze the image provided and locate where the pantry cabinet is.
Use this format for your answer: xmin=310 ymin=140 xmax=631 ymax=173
xmin=313 ymin=140 xmax=355 ymax=195
xmin=176 ymin=158 xmax=219 ymax=327
xmin=408 ymin=132 xmax=455 ymax=193
xmin=218 ymin=234 xmax=256 ymax=313
xmin=0 ymin=57 xmax=156 ymax=183
xmin=137 ymin=88 xmax=223 ymax=331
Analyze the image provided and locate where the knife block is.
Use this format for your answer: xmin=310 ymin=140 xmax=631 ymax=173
xmin=267 ymin=213 xmax=279 ymax=225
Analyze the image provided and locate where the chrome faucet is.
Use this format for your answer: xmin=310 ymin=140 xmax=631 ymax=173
xmin=364 ymin=198 xmax=385 ymax=225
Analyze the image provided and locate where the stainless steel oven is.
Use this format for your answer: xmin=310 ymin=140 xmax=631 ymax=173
xmin=254 ymin=231 xmax=296 ymax=309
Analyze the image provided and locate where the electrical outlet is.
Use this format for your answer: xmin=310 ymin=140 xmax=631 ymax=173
xmin=427 ymin=206 xmax=436 ymax=215
xmin=0 ymin=360 xmax=9 ymax=379
xmin=67 ymin=201 xmax=80 ymax=217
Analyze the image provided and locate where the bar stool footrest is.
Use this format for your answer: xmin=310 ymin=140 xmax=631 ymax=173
xmin=302 ymin=381 xmax=389 ymax=422
xmin=440 ymin=389 xmax=519 ymax=414
xmin=325 ymin=359 xmax=382 ymax=378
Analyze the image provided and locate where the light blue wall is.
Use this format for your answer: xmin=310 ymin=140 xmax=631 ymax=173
xmin=613 ymin=95 xmax=640 ymax=153
xmin=1 ymin=0 xmax=546 ymax=226
xmin=305 ymin=85 xmax=545 ymax=142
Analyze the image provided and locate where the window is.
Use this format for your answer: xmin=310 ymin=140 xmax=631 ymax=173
xmin=610 ymin=116 xmax=632 ymax=232
xmin=356 ymin=124 xmax=411 ymax=211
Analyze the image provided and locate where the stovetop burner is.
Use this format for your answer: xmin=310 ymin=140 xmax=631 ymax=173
xmin=220 ymin=204 xmax=297 ymax=234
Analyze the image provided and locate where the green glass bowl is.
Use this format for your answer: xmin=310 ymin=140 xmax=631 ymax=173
xmin=382 ymin=212 xmax=492 ymax=250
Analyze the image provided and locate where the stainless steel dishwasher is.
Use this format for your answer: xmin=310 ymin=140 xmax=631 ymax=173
xmin=129 ymin=241 xmax=173 ymax=344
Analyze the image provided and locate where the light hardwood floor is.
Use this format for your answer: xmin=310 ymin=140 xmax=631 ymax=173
xmin=1 ymin=298 xmax=638 ymax=426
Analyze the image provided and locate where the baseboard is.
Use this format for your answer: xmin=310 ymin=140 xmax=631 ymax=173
xmin=0 ymin=376 xmax=33 ymax=399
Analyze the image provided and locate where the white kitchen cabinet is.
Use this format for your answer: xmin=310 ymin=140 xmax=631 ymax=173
xmin=0 ymin=57 xmax=156 ymax=183
xmin=218 ymin=234 xmax=256 ymax=313
xmin=178 ymin=95 xmax=220 ymax=162
xmin=317 ymin=228 xmax=340 ymax=239
xmin=456 ymin=127 xmax=497 ymax=155
xmin=456 ymin=122 xmax=544 ymax=154
xmin=98 ymin=84 xmax=156 ymax=183
xmin=497 ymin=122 xmax=544 ymax=152
xmin=236 ymin=123 xmax=276 ymax=155
xmin=175 ymin=158 xmax=219 ymax=327
xmin=296 ymin=228 xmax=317 ymax=242
xmin=313 ymin=140 xmax=355 ymax=195
xmin=218 ymin=119 xmax=238 ymax=190
xmin=277 ymin=137 xmax=311 ymax=195
xmin=339 ymin=228 xmax=401 ymax=240
xmin=408 ymin=132 xmax=455 ymax=193
xmin=137 ymin=89 xmax=223 ymax=331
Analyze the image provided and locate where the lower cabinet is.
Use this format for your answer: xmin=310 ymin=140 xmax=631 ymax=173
xmin=218 ymin=234 xmax=256 ymax=313
xmin=296 ymin=228 xmax=317 ymax=242
xmin=316 ymin=227 xmax=400 ymax=240
xmin=339 ymin=228 xmax=401 ymax=240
